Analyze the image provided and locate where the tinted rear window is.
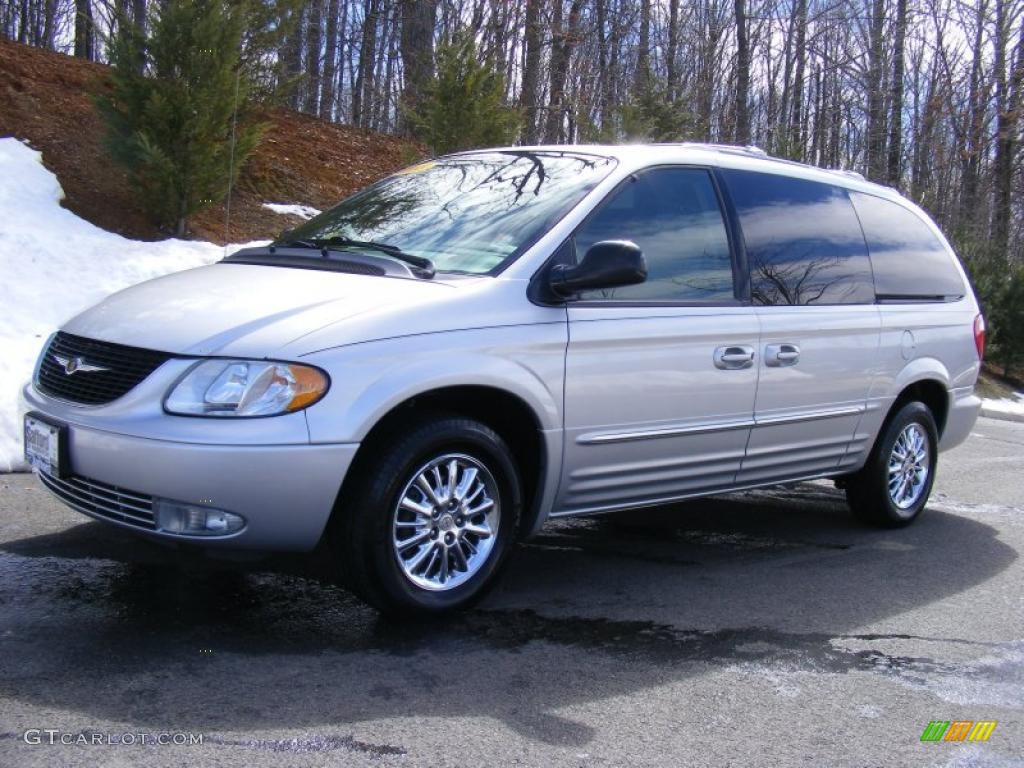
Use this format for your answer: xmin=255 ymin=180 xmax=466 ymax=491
xmin=849 ymin=192 xmax=966 ymax=300
xmin=721 ymin=169 xmax=874 ymax=305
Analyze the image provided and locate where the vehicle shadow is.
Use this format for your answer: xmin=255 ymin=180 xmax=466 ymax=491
xmin=0 ymin=483 xmax=1016 ymax=748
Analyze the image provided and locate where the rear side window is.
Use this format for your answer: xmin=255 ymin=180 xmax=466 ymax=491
xmin=721 ymin=169 xmax=874 ymax=306
xmin=849 ymin=192 xmax=966 ymax=300
xmin=573 ymin=167 xmax=736 ymax=303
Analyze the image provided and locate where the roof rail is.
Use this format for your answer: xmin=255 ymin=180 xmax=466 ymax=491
xmin=657 ymin=144 xmax=885 ymax=188
xmin=828 ymin=168 xmax=866 ymax=181
xmin=662 ymin=142 xmax=770 ymax=158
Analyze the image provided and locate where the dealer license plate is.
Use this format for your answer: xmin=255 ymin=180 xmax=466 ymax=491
xmin=24 ymin=414 xmax=64 ymax=477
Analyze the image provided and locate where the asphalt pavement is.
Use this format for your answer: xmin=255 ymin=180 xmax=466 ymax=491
xmin=0 ymin=417 xmax=1021 ymax=767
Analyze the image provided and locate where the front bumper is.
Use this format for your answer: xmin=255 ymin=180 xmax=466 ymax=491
xmin=22 ymin=382 xmax=356 ymax=551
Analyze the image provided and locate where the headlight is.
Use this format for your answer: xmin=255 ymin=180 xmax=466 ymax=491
xmin=165 ymin=359 xmax=329 ymax=417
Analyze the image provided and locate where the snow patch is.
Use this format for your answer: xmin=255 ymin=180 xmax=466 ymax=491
xmin=0 ymin=138 xmax=265 ymax=472
xmin=262 ymin=202 xmax=321 ymax=220
xmin=981 ymin=392 xmax=1024 ymax=417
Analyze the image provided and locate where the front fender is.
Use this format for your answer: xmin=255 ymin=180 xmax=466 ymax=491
xmin=300 ymin=324 xmax=567 ymax=444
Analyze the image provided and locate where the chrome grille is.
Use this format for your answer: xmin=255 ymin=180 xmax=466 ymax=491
xmin=38 ymin=471 xmax=156 ymax=530
xmin=36 ymin=332 xmax=172 ymax=405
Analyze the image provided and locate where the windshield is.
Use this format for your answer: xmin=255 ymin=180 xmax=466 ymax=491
xmin=282 ymin=151 xmax=616 ymax=274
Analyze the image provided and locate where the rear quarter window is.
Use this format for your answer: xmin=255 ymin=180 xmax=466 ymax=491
xmin=849 ymin=191 xmax=966 ymax=300
xmin=720 ymin=169 xmax=875 ymax=306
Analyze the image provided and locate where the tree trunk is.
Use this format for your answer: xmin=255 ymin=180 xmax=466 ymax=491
xmin=132 ymin=0 xmax=145 ymax=34
xmin=281 ymin=5 xmax=304 ymax=111
xmin=958 ymin=0 xmax=989 ymax=233
xmin=635 ymin=0 xmax=651 ymax=93
xmin=304 ymin=0 xmax=323 ymax=114
xmin=595 ymin=0 xmax=609 ymax=132
xmin=666 ymin=0 xmax=680 ymax=101
xmin=74 ymin=0 xmax=94 ymax=60
xmin=911 ymin=62 xmax=940 ymax=201
xmin=886 ymin=0 xmax=908 ymax=186
xmin=502 ymin=0 xmax=518 ymax=102
xmin=811 ymin=62 xmax=825 ymax=166
xmin=399 ymin=0 xmax=437 ymax=133
xmin=375 ymin=6 xmax=398 ymax=131
xmin=336 ymin=0 xmax=349 ymax=122
xmin=544 ymin=0 xmax=584 ymax=143
xmin=353 ymin=0 xmax=379 ymax=128
xmin=320 ymin=0 xmax=340 ymax=120
xmin=608 ymin=0 xmax=623 ymax=131
xmin=865 ymin=0 xmax=886 ymax=180
xmin=787 ymin=0 xmax=807 ymax=159
xmin=696 ymin=3 xmax=720 ymax=142
xmin=520 ymin=0 xmax=543 ymax=143
xmin=41 ymin=0 xmax=56 ymax=49
xmin=733 ymin=0 xmax=751 ymax=144
xmin=17 ymin=0 xmax=27 ymax=43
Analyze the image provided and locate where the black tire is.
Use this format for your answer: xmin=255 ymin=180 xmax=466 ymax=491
xmin=330 ymin=415 xmax=521 ymax=617
xmin=846 ymin=401 xmax=938 ymax=528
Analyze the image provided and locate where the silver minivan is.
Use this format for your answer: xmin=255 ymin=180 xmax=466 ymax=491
xmin=22 ymin=144 xmax=984 ymax=615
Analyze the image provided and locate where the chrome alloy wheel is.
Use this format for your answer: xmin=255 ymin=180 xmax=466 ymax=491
xmin=887 ymin=423 xmax=930 ymax=511
xmin=391 ymin=453 xmax=500 ymax=591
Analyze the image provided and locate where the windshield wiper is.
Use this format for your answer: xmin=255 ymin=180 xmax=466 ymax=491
xmin=271 ymin=238 xmax=321 ymax=250
xmin=271 ymin=235 xmax=434 ymax=277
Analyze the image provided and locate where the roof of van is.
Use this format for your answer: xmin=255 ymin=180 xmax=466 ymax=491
xmin=450 ymin=143 xmax=904 ymax=201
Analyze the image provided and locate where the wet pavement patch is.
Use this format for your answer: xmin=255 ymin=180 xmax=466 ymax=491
xmin=0 ymin=480 xmax=1020 ymax=738
xmin=0 ymin=543 xmax=1008 ymax=681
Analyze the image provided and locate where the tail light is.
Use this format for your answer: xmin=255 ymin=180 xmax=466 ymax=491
xmin=973 ymin=314 xmax=986 ymax=360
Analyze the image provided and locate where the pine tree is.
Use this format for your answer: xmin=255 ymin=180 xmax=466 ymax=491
xmin=408 ymin=33 xmax=519 ymax=155
xmin=618 ymin=82 xmax=694 ymax=142
xmin=98 ymin=0 xmax=264 ymax=237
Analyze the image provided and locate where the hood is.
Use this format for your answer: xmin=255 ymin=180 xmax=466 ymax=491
xmin=62 ymin=262 xmax=467 ymax=358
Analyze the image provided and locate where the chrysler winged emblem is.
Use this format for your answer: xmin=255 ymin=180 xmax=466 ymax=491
xmin=52 ymin=353 xmax=109 ymax=375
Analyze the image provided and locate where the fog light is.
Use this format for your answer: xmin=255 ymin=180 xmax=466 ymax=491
xmin=154 ymin=498 xmax=245 ymax=536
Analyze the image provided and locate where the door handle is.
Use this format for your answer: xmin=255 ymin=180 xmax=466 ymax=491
xmin=713 ymin=345 xmax=755 ymax=370
xmin=765 ymin=343 xmax=801 ymax=367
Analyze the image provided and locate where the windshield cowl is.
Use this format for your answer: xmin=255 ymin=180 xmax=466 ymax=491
xmin=269 ymin=237 xmax=436 ymax=278
xmin=223 ymin=246 xmax=434 ymax=280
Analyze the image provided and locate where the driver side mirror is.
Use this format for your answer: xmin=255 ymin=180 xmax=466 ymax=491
xmin=549 ymin=240 xmax=647 ymax=298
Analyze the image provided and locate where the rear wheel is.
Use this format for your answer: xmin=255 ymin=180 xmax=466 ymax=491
xmin=331 ymin=415 xmax=521 ymax=617
xmin=846 ymin=401 xmax=938 ymax=528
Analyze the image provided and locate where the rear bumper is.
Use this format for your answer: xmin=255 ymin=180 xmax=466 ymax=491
xmin=23 ymin=384 xmax=356 ymax=552
xmin=939 ymin=387 xmax=981 ymax=452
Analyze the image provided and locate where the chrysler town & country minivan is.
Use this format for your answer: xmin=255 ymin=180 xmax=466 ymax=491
xmin=22 ymin=144 xmax=984 ymax=615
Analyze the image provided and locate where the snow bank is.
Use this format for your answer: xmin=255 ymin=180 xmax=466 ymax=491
xmin=0 ymin=138 xmax=264 ymax=471
xmin=981 ymin=392 xmax=1024 ymax=421
xmin=263 ymin=202 xmax=321 ymax=220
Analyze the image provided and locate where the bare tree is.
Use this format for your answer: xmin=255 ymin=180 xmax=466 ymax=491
xmin=352 ymin=0 xmax=379 ymax=128
xmin=320 ymin=0 xmax=341 ymax=119
xmin=74 ymin=0 xmax=94 ymax=60
xmin=992 ymin=0 xmax=1024 ymax=254
xmin=865 ymin=0 xmax=887 ymax=180
xmin=399 ymin=0 xmax=437 ymax=132
xmin=545 ymin=0 xmax=586 ymax=143
xmin=887 ymin=0 xmax=909 ymax=185
xmin=519 ymin=0 xmax=543 ymax=143
xmin=733 ymin=0 xmax=751 ymax=144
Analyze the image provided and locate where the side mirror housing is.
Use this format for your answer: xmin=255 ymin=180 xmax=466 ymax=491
xmin=549 ymin=240 xmax=647 ymax=298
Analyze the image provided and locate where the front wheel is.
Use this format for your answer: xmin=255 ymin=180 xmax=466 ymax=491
xmin=331 ymin=416 xmax=521 ymax=617
xmin=846 ymin=401 xmax=938 ymax=528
